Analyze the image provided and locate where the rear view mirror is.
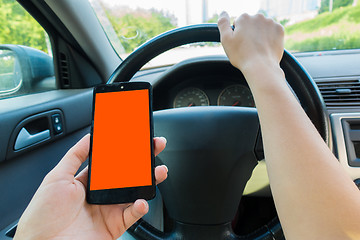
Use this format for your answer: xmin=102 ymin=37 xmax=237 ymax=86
xmin=0 ymin=44 xmax=55 ymax=98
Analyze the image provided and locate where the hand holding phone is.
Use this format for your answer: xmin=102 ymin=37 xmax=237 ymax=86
xmin=87 ymin=82 xmax=156 ymax=204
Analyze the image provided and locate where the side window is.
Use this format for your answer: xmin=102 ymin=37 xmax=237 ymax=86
xmin=0 ymin=0 xmax=56 ymax=99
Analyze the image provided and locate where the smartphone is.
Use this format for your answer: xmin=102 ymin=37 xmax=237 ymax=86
xmin=87 ymin=82 xmax=155 ymax=204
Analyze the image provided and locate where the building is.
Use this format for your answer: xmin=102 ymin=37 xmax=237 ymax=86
xmin=260 ymin=0 xmax=320 ymax=25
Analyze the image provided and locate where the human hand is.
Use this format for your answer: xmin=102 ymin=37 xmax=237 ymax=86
xmin=217 ymin=11 xmax=284 ymax=76
xmin=14 ymin=134 xmax=168 ymax=240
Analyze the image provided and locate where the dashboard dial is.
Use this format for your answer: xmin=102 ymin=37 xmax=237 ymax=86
xmin=173 ymin=87 xmax=210 ymax=108
xmin=217 ymin=85 xmax=255 ymax=107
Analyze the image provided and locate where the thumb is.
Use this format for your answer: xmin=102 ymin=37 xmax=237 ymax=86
xmin=52 ymin=134 xmax=90 ymax=180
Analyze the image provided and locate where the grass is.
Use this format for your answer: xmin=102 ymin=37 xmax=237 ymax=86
xmin=285 ymin=4 xmax=360 ymax=52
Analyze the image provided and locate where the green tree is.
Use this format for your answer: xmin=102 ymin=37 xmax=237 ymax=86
xmin=319 ymin=0 xmax=353 ymax=14
xmin=0 ymin=0 xmax=47 ymax=53
xmin=105 ymin=7 xmax=175 ymax=53
xmin=279 ymin=19 xmax=290 ymax=26
xmin=207 ymin=14 xmax=219 ymax=23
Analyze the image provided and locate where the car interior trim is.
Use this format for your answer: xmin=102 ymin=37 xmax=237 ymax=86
xmin=0 ymin=89 xmax=92 ymax=161
xmin=43 ymin=0 xmax=121 ymax=81
xmin=331 ymin=113 xmax=360 ymax=180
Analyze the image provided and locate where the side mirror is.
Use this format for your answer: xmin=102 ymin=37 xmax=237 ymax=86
xmin=0 ymin=44 xmax=55 ymax=98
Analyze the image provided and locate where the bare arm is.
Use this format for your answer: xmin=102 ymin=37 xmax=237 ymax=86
xmin=218 ymin=12 xmax=360 ymax=239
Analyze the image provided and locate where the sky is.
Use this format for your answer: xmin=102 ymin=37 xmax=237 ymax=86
xmin=100 ymin=0 xmax=261 ymax=26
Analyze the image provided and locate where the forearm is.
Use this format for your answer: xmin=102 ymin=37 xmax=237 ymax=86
xmin=244 ymin=63 xmax=360 ymax=239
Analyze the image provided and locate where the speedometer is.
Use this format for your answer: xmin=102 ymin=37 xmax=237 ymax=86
xmin=173 ymin=87 xmax=209 ymax=108
xmin=217 ymin=85 xmax=255 ymax=107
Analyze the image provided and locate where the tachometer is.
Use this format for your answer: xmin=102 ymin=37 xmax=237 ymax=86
xmin=217 ymin=84 xmax=255 ymax=107
xmin=173 ymin=87 xmax=210 ymax=108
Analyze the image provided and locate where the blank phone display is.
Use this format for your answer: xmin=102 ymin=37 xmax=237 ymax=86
xmin=90 ymin=89 xmax=152 ymax=191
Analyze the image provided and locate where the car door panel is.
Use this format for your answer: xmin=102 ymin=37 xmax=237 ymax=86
xmin=0 ymin=88 xmax=93 ymax=232
xmin=1 ymin=89 xmax=92 ymax=160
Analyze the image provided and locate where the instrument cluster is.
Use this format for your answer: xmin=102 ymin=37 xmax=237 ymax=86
xmin=173 ymin=84 xmax=255 ymax=108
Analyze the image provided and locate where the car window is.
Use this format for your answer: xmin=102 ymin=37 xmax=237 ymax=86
xmin=89 ymin=0 xmax=360 ymax=68
xmin=0 ymin=0 xmax=56 ymax=99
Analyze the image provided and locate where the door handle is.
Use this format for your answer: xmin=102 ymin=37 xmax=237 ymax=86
xmin=14 ymin=127 xmax=50 ymax=150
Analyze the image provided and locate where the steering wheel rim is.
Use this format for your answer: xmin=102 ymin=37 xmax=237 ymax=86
xmin=109 ymin=24 xmax=329 ymax=240
xmin=107 ymin=24 xmax=221 ymax=84
xmin=108 ymin=24 xmax=328 ymax=142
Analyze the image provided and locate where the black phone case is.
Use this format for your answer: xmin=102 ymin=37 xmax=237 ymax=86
xmin=86 ymin=82 xmax=156 ymax=204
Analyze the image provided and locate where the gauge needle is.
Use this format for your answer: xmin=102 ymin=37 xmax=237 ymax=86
xmin=188 ymin=103 xmax=194 ymax=107
xmin=232 ymin=101 xmax=240 ymax=106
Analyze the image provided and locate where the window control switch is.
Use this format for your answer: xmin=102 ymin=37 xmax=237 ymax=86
xmin=51 ymin=114 xmax=63 ymax=134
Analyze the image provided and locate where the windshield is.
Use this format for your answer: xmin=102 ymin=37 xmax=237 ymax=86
xmin=90 ymin=0 xmax=360 ymax=68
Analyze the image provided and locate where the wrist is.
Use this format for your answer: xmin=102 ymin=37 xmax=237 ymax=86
xmin=238 ymin=61 xmax=288 ymax=101
xmin=238 ymin=57 xmax=282 ymax=77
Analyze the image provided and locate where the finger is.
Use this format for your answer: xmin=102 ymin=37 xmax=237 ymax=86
xmin=74 ymin=137 xmax=165 ymax=187
xmin=154 ymin=137 xmax=166 ymax=156
xmin=234 ymin=13 xmax=251 ymax=28
xmin=75 ymin=165 xmax=88 ymax=188
xmin=76 ymin=165 xmax=169 ymax=188
xmin=54 ymin=134 xmax=90 ymax=177
xmin=123 ymin=199 xmax=149 ymax=230
xmin=218 ymin=11 xmax=232 ymax=41
xmin=155 ymin=165 xmax=168 ymax=185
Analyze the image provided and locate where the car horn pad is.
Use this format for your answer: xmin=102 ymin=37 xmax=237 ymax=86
xmin=154 ymin=106 xmax=259 ymax=226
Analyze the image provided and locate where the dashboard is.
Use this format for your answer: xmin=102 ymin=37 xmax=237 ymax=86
xmin=133 ymin=51 xmax=360 ymax=196
xmin=148 ymin=57 xmax=257 ymax=111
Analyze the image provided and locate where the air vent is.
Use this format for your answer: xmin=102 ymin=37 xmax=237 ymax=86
xmin=59 ymin=53 xmax=70 ymax=88
xmin=315 ymin=77 xmax=360 ymax=108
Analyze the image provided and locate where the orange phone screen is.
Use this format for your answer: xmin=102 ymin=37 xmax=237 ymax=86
xmin=90 ymin=89 xmax=152 ymax=191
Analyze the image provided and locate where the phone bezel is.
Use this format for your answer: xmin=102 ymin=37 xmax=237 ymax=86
xmin=87 ymin=82 xmax=156 ymax=204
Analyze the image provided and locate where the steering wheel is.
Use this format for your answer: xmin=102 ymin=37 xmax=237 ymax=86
xmin=108 ymin=24 xmax=329 ymax=240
